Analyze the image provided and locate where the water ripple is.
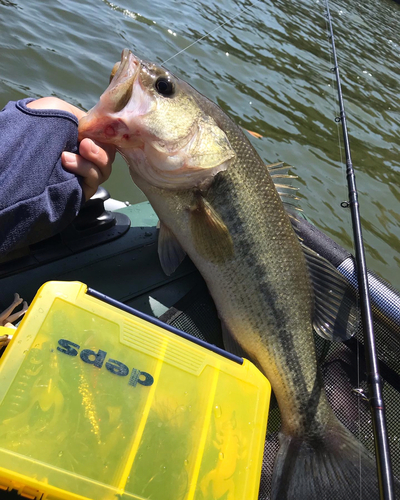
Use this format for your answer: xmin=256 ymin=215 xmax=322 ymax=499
xmin=0 ymin=0 xmax=399 ymax=288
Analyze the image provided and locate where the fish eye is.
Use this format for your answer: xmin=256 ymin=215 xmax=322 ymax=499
xmin=155 ymin=76 xmax=175 ymax=96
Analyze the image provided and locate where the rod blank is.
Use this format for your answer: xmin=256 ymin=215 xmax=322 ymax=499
xmin=324 ymin=2 xmax=395 ymax=499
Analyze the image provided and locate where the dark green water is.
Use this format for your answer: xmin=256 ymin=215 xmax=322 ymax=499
xmin=1 ymin=0 xmax=399 ymax=288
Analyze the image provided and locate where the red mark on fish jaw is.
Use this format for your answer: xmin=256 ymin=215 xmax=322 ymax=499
xmin=105 ymin=125 xmax=116 ymax=138
xmin=123 ymin=134 xmax=130 ymax=140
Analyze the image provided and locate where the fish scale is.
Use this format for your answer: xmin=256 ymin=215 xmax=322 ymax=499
xmin=197 ymin=102 xmax=324 ymax=434
xmin=78 ymin=48 xmax=386 ymax=499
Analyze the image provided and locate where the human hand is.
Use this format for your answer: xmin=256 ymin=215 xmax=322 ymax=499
xmin=62 ymin=138 xmax=115 ymax=201
xmin=27 ymin=97 xmax=116 ymax=200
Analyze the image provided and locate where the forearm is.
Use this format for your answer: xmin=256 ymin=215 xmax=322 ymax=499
xmin=0 ymin=178 xmax=83 ymax=255
xmin=0 ymin=97 xmax=115 ymax=255
xmin=0 ymin=98 xmax=83 ymax=255
xmin=28 ymin=97 xmax=115 ymax=201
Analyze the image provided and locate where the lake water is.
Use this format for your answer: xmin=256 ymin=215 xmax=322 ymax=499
xmin=0 ymin=0 xmax=399 ymax=289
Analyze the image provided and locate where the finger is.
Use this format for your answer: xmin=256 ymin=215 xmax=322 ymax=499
xmin=62 ymin=152 xmax=102 ymax=181
xmin=79 ymin=138 xmax=116 ymax=170
xmin=62 ymin=152 xmax=105 ymax=200
xmin=63 ymin=147 xmax=113 ymax=185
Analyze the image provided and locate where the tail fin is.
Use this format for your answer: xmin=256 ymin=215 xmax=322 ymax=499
xmin=271 ymin=420 xmax=395 ymax=499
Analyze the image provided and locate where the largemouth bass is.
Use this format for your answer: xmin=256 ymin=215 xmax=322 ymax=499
xmin=79 ymin=49 xmax=381 ymax=499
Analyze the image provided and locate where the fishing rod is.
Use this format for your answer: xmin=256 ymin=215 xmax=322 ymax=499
xmin=324 ymin=2 xmax=395 ymax=499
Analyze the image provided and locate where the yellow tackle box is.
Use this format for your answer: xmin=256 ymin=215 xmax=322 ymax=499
xmin=0 ymin=281 xmax=271 ymax=500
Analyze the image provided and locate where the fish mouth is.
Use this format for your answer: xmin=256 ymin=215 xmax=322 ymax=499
xmin=110 ymin=48 xmax=139 ymax=85
xmin=78 ymin=49 xmax=140 ymax=142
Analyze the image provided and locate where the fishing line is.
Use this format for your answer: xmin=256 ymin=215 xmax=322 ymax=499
xmin=324 ymin=1 xmax=395 ymax=499
xmin=357 ymin=329 xmax=362 ymax=498
xmin=323 ymin=10 xmax=363 ymax=493
xmin=162 ymin=0 xmax=262 ymax=65
xmin=326 ymin=30 xmax=364 ymax=495
xmin=324 ymin=21 xmax=347 ymax=208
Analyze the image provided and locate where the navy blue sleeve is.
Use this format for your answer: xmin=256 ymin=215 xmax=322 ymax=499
xmin=0 ymin=98 xmax=84 ymax=256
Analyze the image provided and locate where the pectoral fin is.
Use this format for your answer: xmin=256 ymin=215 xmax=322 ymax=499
xmin=190 ymin=196 xmax=234 ymax=264
xmin=158 ymin=222 xmax=187 ymax=276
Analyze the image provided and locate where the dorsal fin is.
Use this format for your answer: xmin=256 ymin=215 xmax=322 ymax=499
xmin=267 ymin=162 xmax=302 ymax=212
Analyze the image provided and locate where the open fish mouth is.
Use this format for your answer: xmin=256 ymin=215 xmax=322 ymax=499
xmin=78 ymin=49 xmax=140 ymax=142
xmin=109 ymin=48 xmax=139 ymax=88
xmin=105 ymin=48 xmax=140 ymax=113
